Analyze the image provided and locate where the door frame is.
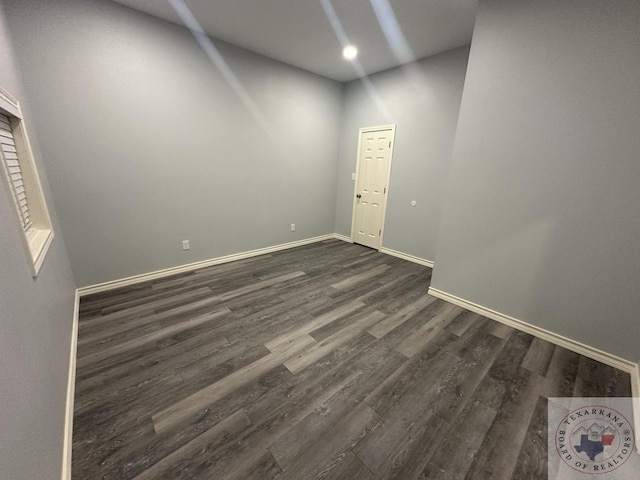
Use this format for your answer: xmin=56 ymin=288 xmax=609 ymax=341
xmin=349 ymin=124 xmax=397 ymax=249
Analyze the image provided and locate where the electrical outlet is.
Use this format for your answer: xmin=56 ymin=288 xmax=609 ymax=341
xmin=290 ymin=224 xmax=296 ymax=232
xmin=182 ymin=240 xmax=190 ymax=251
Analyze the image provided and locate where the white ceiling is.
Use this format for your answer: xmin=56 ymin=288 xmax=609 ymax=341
xmin=112 ymin=0 xmax=478 ymax=82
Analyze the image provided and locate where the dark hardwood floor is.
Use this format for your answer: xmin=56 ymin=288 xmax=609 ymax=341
xmin=73 ymin=239 xmax=632 ymax=479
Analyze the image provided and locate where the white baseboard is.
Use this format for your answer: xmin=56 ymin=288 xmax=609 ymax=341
xmin=332 ymin=233 xmax=352 ymax=243
xmin=428 ymin=287 xmax=640 ymax=452
xmin=78 ymin=234 xmax=336 ymax=296
xmin=428 ymin=287 xmax=637 ymax=374
xmin=78 ymin=234 xmax=433 ymax=296
xmin=379 ymin=247 xmax=434 ymax=268
xmin=332 ymin=234 xmax=434 ymax=269
xmin=61 ymin=290 xmax=79 ymax=480
xmin=633 ymin=363 xmax=640 ymax=453
xmin=633 ymin=363 xmax=640 ymax=401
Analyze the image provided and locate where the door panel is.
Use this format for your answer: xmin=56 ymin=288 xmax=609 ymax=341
xmin=352 ymin=127 xmax=394 ymax=249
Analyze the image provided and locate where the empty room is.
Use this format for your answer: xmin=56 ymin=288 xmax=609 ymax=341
xmin=1 ymin=0 xmax=639 ymax=479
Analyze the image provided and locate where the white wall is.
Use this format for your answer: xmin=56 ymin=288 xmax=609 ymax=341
xmin=432 ymin=0 xmax=640 ymax=363
xmin=4 ymin=0 xmax=343 ymax=286
xmin=0 ymin=2 xmax=77 ymax=478
xmin=335 ymin=47 xmax=469 ymax=262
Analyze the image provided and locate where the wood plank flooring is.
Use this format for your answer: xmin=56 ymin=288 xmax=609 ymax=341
xmin=73 ymin=239 xmax=632 ymax=479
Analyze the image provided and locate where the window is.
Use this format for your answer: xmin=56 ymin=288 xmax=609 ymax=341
xmin=0 ymin=87 xmax=53 ymax=276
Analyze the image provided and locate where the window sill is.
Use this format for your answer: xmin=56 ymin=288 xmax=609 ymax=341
xmin=26 ymin=227 xmax=54 ymax=277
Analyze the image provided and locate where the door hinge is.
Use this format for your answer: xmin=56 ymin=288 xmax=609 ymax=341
xmin=389 ymin=141 xmax=391 ymax=148
xmin=379 ymin=229 xmax=382 ymax=235
xmin=384 ymin=187 xmax=386 ymax=194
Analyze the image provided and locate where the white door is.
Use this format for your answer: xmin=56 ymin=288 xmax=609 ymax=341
xmin=351 ymin=125 xmax=395 ymax=249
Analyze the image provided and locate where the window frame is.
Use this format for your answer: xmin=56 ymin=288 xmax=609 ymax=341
xmin=0 ymin=87 xmax=54 ymax=277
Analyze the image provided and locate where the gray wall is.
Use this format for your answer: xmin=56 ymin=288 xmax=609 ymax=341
xmin=335 ymin=47 xmax=469 ymax=262
xmin=431 ymin=0 xmax=640 ymax=363
xmin=4 ymin=0 xmax=343 ymax=287
xmin=0 ymin=2 xmax=76 ymax=479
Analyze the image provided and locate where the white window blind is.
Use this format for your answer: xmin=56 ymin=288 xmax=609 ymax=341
xmin=0 ymin=111 xmax=32 ymax=232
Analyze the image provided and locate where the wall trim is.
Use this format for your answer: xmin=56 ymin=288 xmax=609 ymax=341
xmin=379 ymin=247 xmax=434 ymax=268
xmin=78 ymin=234 xmax=336 ymax=296
xmin=332 ymin=233 xmax=352 ymax=243
xmin=61 ymin=290 xmax=79 ymax=480
xmin=332 ymin=234 xmax=435 ymax=270
xmin=428 ymin=287 xmax=640 ymax=452
xmin=428 ymin=287 xmax=637 ymax=374
xmin=77 ymin=233 xmax=439 ymax=296
xmin=633 ymin=363 xmax=640 ymax=400
xmin=633 ymin=363 xmax=640 ymax=453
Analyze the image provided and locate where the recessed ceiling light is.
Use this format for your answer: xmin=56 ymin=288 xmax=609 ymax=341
xmin=343 ymin=45 xmax=358 ymax=60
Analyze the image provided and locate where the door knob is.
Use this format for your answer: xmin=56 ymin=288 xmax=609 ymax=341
xmin=356 ymin=194 xmax=362 ymax=198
